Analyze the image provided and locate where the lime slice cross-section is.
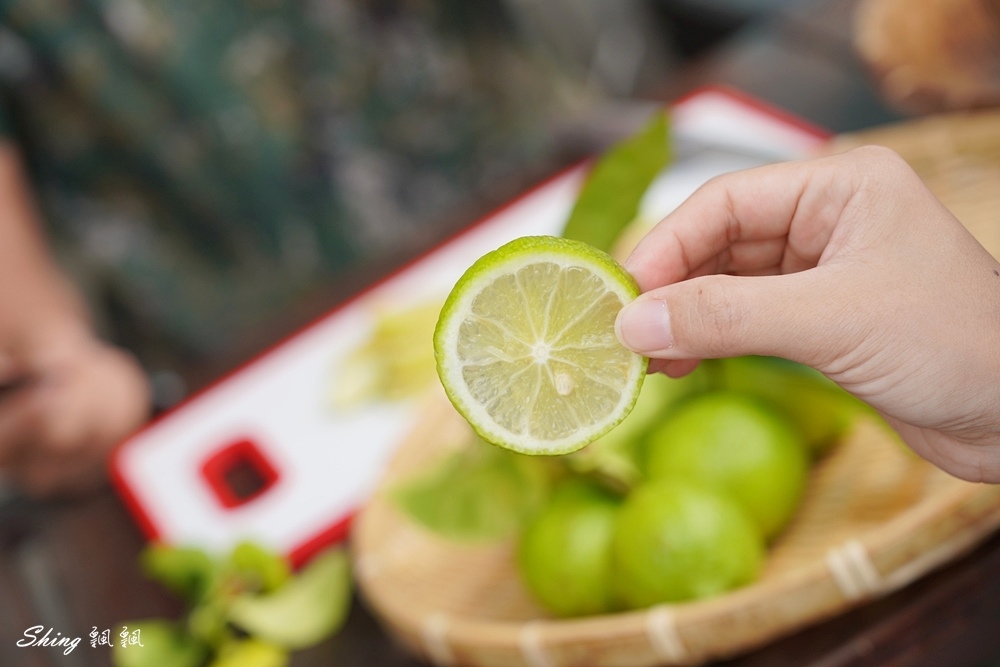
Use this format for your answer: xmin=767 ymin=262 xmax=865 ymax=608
xmin=434 ymin=236 xmax=647 ymax=455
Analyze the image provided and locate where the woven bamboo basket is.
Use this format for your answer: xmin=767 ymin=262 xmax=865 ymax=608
xmin=351 ymin=111 xmax=1000 ymax=667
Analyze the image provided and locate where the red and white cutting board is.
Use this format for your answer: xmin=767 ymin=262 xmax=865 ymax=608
xmin=110 ymin=87 xmax=829 ymax=566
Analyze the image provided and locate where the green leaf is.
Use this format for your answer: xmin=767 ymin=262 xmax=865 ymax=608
xmin=111 ymin=620 xmax=209 ymax=667
xmin=227 ymin=548 xmax=352 ymax=649
xmin=208 ymin=639 xmax=289 ymax=667
xmin=227 ymin=542 xmax=292 ymax=594
xmin=393 ymin=443 xmax=554 ymax=541
xmin=140 ymin=544 xmax=217 ymax=603
xmin=561 ymin=111 xmax=671 ymax=252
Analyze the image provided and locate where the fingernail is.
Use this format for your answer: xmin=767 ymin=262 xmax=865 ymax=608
xmin=615 ymin=298 xmax=674 ymax=354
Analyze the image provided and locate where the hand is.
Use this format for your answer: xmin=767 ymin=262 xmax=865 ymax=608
xmin=0 ymin=324 xmax=151 ymax=498
xmin=0 ymin=143 xmax=151 ymax=497
xmin=614 ymin=146 xmax=1000 ymax=483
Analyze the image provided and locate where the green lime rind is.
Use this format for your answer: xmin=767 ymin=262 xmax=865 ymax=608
xmin=226 ymin=548 xmax=351 ymax=650
xmin=434 ymin=235 xmax=647 ymax=456
xmin=439 ymin=236 xmax=642 ymax=306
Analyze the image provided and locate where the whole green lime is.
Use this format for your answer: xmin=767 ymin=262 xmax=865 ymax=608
xmin=517 ymin=479 xmax=620 ymax=617
xmin=612 ymin=480 xmax=763 ymax=608
xmin=645 ymin=390 xmax=808 ymax=539
xmin=716 ymin=356 xmax=868 ymax=457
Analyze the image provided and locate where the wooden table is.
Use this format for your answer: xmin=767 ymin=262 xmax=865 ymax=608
xmin=4 ymin=1 xmax=1000 ymax=666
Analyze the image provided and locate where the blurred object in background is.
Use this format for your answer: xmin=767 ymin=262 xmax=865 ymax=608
xmin=854 ymin=0 xmax=1000 ymax=114
xmin=648 ymin=0 xmax=812 ymax=58
xmin=499 ymin=0 xmax=675 ymax=97
xmin=499 ymin=0 xmax=816 ymax=98
xmin=502 ymin=0 xmax=819 ymax=157
xmin=0 ymin=0 xmax=828 ymax=401
xmin=0 ymin=0 xmax=660 ymax=384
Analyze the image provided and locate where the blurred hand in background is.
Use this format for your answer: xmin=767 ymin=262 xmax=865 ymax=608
xmin=0 ymin=145 xmax=150 ymax=498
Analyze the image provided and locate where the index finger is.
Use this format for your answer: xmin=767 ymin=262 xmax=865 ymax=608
xmin=623 ymin=153 xmax=861 ymax=293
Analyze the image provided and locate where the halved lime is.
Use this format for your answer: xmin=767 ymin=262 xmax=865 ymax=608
xmin=434 ymin=236 xmax=647 ymax=455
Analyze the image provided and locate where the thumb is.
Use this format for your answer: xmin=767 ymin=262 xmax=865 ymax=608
xmin=615 ymin=268 xmax=855 ymax=366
